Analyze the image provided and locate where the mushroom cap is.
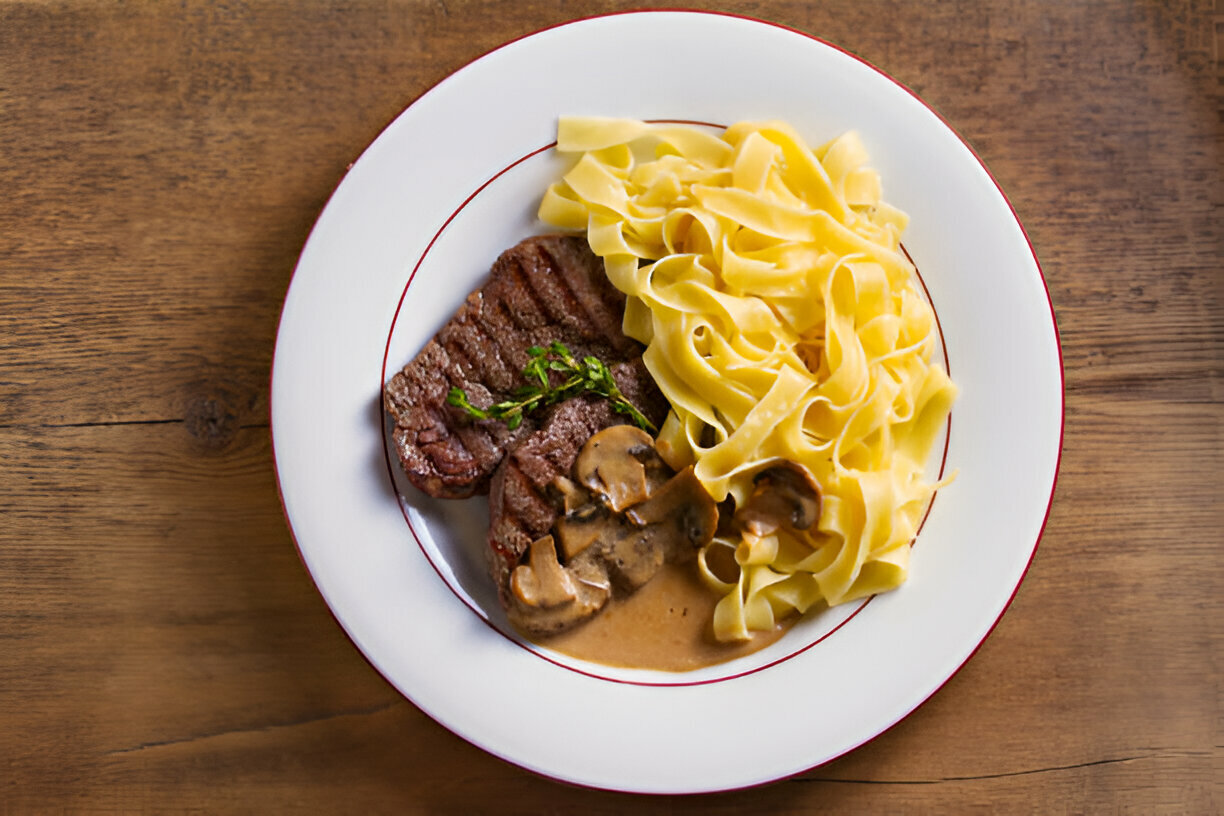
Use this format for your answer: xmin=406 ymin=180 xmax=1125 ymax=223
xmin=553 ymin=503 xmax=610 ymax=562
xmin=735 ymin=462 xmax=822 ymax=536
xmin=626 ymin=466 xmax=719 ymax=552
xmin=601 ymin=529 xmax=667 ymax=593
xmin=573 ymin=424 xmax=661 ymax=512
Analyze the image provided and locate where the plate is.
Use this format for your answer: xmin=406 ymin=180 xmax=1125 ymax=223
xmin=271 ymin=11 xmax=1062 ymax=794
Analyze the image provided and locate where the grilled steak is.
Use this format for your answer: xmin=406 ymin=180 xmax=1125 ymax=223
xmin=484 ymin=359 xmax=668 ymax=607
xmin=383 ymin=234 xmax=645 ymax=499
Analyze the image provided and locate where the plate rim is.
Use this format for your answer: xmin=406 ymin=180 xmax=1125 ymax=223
xmin=270 ymin=8 xmax=1065 ymax=794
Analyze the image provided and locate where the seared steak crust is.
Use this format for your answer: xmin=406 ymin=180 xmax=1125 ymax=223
xmin=383 ymin=235 xmax=644 ymax=499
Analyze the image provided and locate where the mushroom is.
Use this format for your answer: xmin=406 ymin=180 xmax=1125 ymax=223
xmin=734 ymin=463 xmax=822 ymax=537
xmin=553 ymin=502 xmax=609 ymax=561
xmin=510 ymin=535 xmax=577 ymax=608
xmin=551 ymin=475 xmax=590 ymax=514
xmin=507 ymin=535 xmax=611 ymax=636
xmin=626 ymin=465 xmax=720 ymax=552
xmin=573 ymin=425 xmax=665 ymax=512
xmin=600 ymin=528 xmax=667 ymax=592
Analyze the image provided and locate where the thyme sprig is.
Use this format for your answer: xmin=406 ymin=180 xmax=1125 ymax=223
xmin=446 ymin=342 xmax=657 ymax=433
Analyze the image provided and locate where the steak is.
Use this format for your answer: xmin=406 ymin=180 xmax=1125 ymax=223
xmin=383 ymin=234 xmax=647 ymax=499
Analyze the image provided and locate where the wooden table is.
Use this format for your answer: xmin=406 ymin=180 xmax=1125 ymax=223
xmin=2 ymin=1 xmax=1219 ymax=811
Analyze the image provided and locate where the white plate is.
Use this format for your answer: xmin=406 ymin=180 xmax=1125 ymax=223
xmin=272 ymin=11 xmax=1062 ymax=794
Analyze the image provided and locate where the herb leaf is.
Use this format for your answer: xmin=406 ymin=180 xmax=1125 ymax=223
xmin=446 ymin=343 xmax=657 ymax=434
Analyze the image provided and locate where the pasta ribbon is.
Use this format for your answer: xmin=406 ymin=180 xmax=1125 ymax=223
xmin=539 ymin=118 xmax=957 ymax=642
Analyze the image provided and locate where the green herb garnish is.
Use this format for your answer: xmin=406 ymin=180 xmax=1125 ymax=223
xmin=446 ymin=342 xmax=657 ymax=433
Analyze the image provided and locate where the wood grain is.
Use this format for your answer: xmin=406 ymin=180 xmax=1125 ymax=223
xmin=1 ymin=0 xmax=1219 ymax=812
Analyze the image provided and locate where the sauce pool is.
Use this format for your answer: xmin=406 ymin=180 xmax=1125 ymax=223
xmin=533 ymin=561 xmax=793 ymax=672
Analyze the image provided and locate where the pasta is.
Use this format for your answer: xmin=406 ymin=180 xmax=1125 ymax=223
xmin=538 ymin=117 xmax=957 ymax=642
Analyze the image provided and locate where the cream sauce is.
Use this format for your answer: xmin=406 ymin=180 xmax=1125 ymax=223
xmin=534 ymin=561 xmax=793 ymax=672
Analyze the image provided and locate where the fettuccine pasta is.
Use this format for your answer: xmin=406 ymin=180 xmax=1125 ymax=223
xmin=538 ymin=117 xmax=957 ymax=642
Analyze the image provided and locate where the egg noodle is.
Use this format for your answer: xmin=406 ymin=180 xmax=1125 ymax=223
xmin=538 ymin=117 xmax=957 ymax=642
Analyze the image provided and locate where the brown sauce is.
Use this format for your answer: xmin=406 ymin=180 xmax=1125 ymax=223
xmin=533 ymin=561 xmax=795 ymax=672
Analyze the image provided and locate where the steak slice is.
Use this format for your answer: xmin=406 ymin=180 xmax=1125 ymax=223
xmin=383 ymin=234 xmax=644 ymax=499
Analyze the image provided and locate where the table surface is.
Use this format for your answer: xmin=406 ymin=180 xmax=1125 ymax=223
xmin=2 ymin=1 xmax=1220 ymax=812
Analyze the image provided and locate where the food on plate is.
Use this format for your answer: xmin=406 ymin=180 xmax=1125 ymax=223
xmin=537 ymin=117 xmax=957 ymax=642
xmin=383 ymin=234 xmax=661 ymax=499
xmin=383 ymin=235 xmax=681 ymax=635
xmin=384 ymin=117 xmax=956 ymax=664
xmin=446 ymin=341 xmax=657 ymax=433
xmin=498 ymin=423 xmax=718 ymax=635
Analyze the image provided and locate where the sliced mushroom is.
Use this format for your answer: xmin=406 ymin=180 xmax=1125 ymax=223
xmin=553 ymin=502 xmax=609 ymax=561
xmin=600 ymin=528 xmax=666 ymax=593
xmin=550 ymin=475 xmax=590 ymax=514
xmin=510 ymin=535 xmax=577 ymax=608
xmin=735 ymin=462 xmax=822 ymax=537
xmin=573 ymin=424 xmax=658 ymax=512
xmin=626 ymin=466 xmax=719 ymax=552
xmin=507 ymin=536 xmax=611 ymax=636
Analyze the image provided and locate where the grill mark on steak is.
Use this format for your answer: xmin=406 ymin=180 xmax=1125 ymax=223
xmin=498 ymin=250 xmax=552 ymax=332
xmin=512 ymin=238 xmax=625 ymax=360
xmin=516 ymin=240 xmax=576 ymax=330
xmin=384 ymin=234 xmax=653 ymax=500
xmin=386 ymin=339 xmax=514 ymax=490
xmin=491 ymin=296 xmax=529 ymax=336
xmin=437 ymin=303 xmax=515 ymax=394
xmin=547 ymin=242 xmax=636 ymax=357
xmin=485 ymin=300 xmax=538 ymax=367
xmin=428 ymin=340 xmax=514 ymax=477
xmin=464 ymin=266 xmax=547 ymax=389
xmin=470 ymin=293 xmax=538 ymax=384
xmin=525 ymin=241 xmax=595 ymax=341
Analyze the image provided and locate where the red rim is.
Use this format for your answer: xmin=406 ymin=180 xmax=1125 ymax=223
xmin=271 ymin=8 xmax=1065 ymax=794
